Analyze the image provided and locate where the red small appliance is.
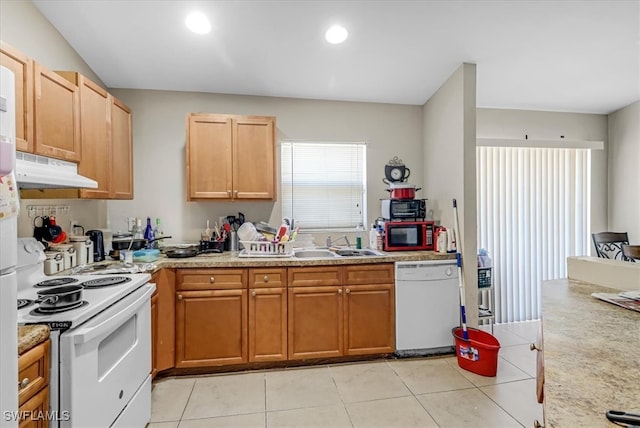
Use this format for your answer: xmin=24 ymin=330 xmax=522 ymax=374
xmin=384 ymin=221 xmax=435 ymax=251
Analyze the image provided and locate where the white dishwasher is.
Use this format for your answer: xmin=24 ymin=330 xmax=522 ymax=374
xmin=395 ymin=260 xmax=459 ymax=356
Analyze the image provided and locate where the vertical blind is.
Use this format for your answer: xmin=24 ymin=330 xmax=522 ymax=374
xmin=477 ymin=146 xmax=591 ymax=322
xmin=281 ymin=141 xmax=366 ymax=230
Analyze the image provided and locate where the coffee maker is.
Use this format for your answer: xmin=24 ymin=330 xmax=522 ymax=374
xmin=86 ymin=230 xmax=105 ymax=262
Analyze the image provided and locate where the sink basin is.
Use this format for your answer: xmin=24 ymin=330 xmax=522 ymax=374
xmin=292 ymin=249 xmax=339 ymax=258
xmin=334 ymin=249 xmax=385 ymax=257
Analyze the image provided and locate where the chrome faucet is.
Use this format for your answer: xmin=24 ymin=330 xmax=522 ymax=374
xmin=326 ymin=235 xmax=351 ymax=248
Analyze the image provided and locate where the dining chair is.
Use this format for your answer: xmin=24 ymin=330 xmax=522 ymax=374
xmin=591 ymin=232 xmax=631 ymax=261
xmin=622 ymin=245 xmax=640 ymax=262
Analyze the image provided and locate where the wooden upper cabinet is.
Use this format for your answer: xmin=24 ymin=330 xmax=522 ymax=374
xmin=0 ymin=41 xmax=34 ymax=152
xmin=57 ymin=72 xmax=112 ymax=199
xmin=186 ymin=113 xmax=276 ymax=201
xmin=34 ymin=63 xmax=80 ymax=161
xmin=232 ymin=116 xmax=275 ymax=199
xmin=110 ymin=97 xmax=133 ymax=199
xmin=187 ymin=114 xmax=233 ymax=199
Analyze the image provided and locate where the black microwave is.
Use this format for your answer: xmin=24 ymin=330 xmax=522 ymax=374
xmin=381 ymin=199 xmax=426 ymax=221
xmin=384 ymin=221 xmax=435 ymax=251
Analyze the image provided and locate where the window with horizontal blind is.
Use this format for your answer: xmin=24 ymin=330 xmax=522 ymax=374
xmin=281 ymin=141 xmax=367 ymax=230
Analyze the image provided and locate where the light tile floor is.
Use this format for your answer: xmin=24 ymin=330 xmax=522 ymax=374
xmin=148 ymin=321 xmax=543 ymax=428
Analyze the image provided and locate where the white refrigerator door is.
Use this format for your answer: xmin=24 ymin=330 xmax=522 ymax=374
xmin=0 ymin=270 xmax=18 ymax=428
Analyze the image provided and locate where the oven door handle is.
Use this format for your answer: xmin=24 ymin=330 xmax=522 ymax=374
xmin=72 ymin=284 xmax=155 ymax=345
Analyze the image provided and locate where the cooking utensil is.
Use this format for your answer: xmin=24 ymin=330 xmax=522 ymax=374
xmin=36 ymin=284 xmax=83 ymax=310
xmin=386 ymin=182 xmax=421 ymax=200
xmin=165 ymin=248 xmax=199 ymax=258
xmin=111 ymin=236 xmax=172 ymax=251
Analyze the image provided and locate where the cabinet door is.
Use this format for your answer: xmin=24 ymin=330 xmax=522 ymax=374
xmin=111 ymin=97 xmax=133 ymax=199
xmin=74 ymin=75 xmax=112 ymax=199
xmin=33 ymin=63 xmax=80 ymax=161
xmin=18 ymin=387 xmax=49 ymax=428
xmin=176 ymin=289 xmax=247 ymax=367
xmin=288 ymin=286 xmax=343 ymax=359
xmin=344 ymin=284 xmax=395 ymax=355
xmin=187 ymin=114 xmax=233 ymax=200
xmin=155 ymin=268 xmax=176 ymax=373
xmin=232 ymin=116 xmax=275 ymax=199
xmin=18 ymin=340 xmax=50 ymax=406
xmin=248 ymin=287 xmax=287 ymax=362
xmin=0 ymin=42 xmax=33 ymax=152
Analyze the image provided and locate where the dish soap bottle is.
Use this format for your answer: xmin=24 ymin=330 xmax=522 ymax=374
xmin=356 ymin=223 xmax=364 ymax=249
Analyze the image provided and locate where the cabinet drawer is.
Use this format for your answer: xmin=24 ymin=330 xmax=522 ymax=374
xmin=249 ymin=268 xmax=287 ymax=288
xmin=18 ymin=340 xmax=50 ymax=406
xmin=288 ymin=266 xmax=342 ymax=287
xmin=344 ymin=263 xmax=394 ymax=285
xmin=178 ymin=269 xmax=246 ymax=290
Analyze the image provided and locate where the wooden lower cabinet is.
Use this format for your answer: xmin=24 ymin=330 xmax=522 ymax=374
xmin=344 ymin=284 xmax=395 ymax=355
xmin=18 ymin=339 xmax=50 ymax=428
xmin=176 ymin=289 xmax=248 ymax=367
xmin=249 ymin=287 xmax=287 ymax=362
xmin=288 ymin=286 xmax=344 ymax=359
xmin=151 ymin=269 xmax=175 ymax=377
xmin=19 ymin=388 xmax=49 ymax=428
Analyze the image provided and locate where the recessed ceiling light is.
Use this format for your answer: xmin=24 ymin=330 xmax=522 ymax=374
xmin=325 ymin=25 xmax=348 ymax=44
xmin=185 ymin=11 xmax=211 ymax=34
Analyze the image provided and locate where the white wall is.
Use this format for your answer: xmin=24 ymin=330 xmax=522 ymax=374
xmin=108 ymin=89 xmax=423 ymax=242
xmin=423 ymin=63 xmax=478 ymax=326
xmin=607 ymin=101 xmax=640 ymax=240
xmin=476 ymin=108 xmax=609 ymax=248
xmin=0 ymin=0 xmax=103 ymax=85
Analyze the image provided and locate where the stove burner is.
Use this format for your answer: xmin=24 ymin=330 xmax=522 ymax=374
xmin=17 ymin=299 xmax=34 ymax=310
xmin=81 ymin=276 xmax=132 ymax=288
xmin=30 ymin=300 xmax=89 ymax=315
xmin=34 ymin=277 xmax=79 ymax=288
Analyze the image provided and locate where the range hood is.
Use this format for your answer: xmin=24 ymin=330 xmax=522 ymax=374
xmin=15 ymin=152 xmax=98 ymax=189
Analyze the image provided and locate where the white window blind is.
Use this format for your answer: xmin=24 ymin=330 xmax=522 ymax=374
xmin=477 ymin=146 xmax=591 ymax=322
xmin=281 ymin=141 xmax=366 ymax=230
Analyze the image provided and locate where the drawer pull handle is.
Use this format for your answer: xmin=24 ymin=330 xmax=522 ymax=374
xmin=178 ymin=294 xmax=183 ymax=300
xmin=19 ymin=378 xmax=30 ymax=388
xmin=263 ymin=275 xmax=269 ymax=283
xmin=530 ymin=343 xmax=542 ymax=351
xmin=210 ymin=277 xmax=215 ymax=283
xmin=338 ymin=289 xmax=342 ymax=294
xmin=252 ymin=291 xmax=257 ymax=297
xmin=346 ymin=288 xmax=351 ymax=294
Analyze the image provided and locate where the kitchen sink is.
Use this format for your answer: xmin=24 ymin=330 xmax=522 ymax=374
xmin=292 ymin=249 xmax=339 ymax=258
xmin=292 ymin=248 xmax=385 ymax=258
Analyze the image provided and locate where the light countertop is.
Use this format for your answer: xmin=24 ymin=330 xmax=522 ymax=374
xmin=18 ymin=324 xmax=50 ymax=355
xmin=542 ymin=278 xmax=640 ymax=427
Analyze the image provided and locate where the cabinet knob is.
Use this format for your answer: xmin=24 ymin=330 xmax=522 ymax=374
xmin=234 ymin=190 xmax=238 ymax=197
xmin=210 ymin=276 xmax=215 ymax=283
xmin=338 ymin=289 xmax=343 ymax=294
xmin=252 ymin=291 xmax=257 ymax=297
xmin=227 ymin=190 xmax=231 ymax=197
xmin=263 ymin=275 xmax=269 ymax=283
xmin=19 ymin=378 xmax=29 ymax=388
xmin=178 ymin=294 xmax=183 ymax=300
xmin=346 ymin=288 xmax=351 ymax=294
xmin=530 ymin=343 xmax=542 ymax=351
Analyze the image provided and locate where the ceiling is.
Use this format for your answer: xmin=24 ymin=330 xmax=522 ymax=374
xmin=33 ymin=0 xmax=640 ymax=114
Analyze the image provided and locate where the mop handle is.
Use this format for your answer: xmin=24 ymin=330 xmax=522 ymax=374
xmin=453 ymin=199 xmax=469 ymax=340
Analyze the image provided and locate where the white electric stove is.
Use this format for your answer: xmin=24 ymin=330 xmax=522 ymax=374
xmin=16 ymin=238 xmax=154 ymax=427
